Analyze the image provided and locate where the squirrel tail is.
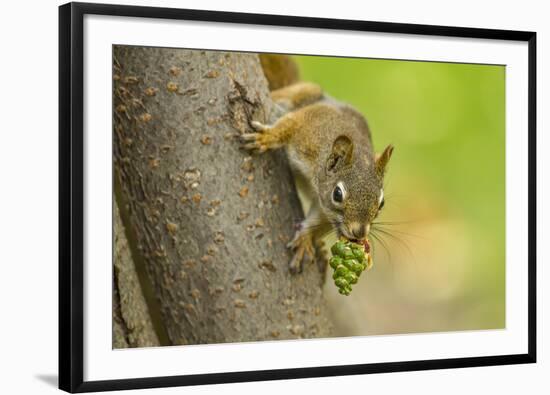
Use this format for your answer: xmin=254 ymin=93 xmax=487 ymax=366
xmin=259 ymin=54 xmax=300 ymax=91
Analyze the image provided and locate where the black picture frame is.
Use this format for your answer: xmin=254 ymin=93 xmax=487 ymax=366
xmin=59 ymin=2 xmax=537 ymax=392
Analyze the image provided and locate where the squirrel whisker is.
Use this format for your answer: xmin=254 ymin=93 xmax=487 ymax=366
xmin=372 ymin=224 xmax=426 ymax=240
xmin=371 ymin=227 xmax=417 ymax=265
xmin=369 ymin=231 xmax=392 ymax=262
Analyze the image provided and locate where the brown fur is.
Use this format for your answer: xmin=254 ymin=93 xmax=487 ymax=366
xmin=259 ymin=54 xmax=300 ymax=90
xmin=246 ymin=60 xmax=394 ymax=273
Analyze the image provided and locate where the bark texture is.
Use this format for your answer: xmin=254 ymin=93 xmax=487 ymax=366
xmin=112 ymin=284 xmax=129 ymax=348
xmin=113 ymin=46 xmax=333 ymax=345
xmin=113 ymin=200 xmax=160 ymax=348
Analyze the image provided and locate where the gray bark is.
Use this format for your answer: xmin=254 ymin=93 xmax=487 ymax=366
xmin=113 ymin=200 xmax=160 ymax=348
xmin=113 ymin=46 xmax=333 ymax=345
xmin=112 ymin=280 xmax=129 ymax=348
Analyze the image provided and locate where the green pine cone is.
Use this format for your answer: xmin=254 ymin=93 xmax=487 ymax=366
xmin=345 ymin=272 xmax=358 ymax=285
xmin=329 ymin=238 xmax=371 ymax=296
xmin=333 ymin=265 xmax=348 ymax=279
xmin=343 ymin=258 xmax=356 ymax=270
xmin=342 ymin=248 xmax=355 ymax=260
xmin=338 ymin=287 xmax=352 ymax=296
xmin=329 ymin=256 xmax=343 ymax=269
xmin=331 ymin=241 xmax=347 ymax=256
xmin=334 ymin=277 xmax=349 ymax=289
xmin=352 ymin=248 xmax=366 ymax=262
xmin=351 ymin=262 xmax=364 ymax=274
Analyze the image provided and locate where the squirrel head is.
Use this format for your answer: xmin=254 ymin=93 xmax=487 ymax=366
xmin=319 ymin=135 xmax=394 ymax=242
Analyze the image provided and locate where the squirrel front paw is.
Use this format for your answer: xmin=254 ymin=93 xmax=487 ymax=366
xmin=287 ymin=230 xmax=315 ymax=274
xmin=240 ymin=121 xmax=281 ymax=153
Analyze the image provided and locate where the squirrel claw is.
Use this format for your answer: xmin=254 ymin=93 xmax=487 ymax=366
xmin=287 ymin=231 xmax=315 ymax=274
xmin=286 ymin=236 xmax=299 ymax=250
xmin=251 ymin=120 xmax=269 ymax=132
xmin=240 ymin=133 xmax=259 ymax=142
xmin=240 ymin=130 xmax=271 ymax=153
xmin=289 ymin=251 xmax=304 ymax=274
xmin=240 ymin=121 xmax=283 ymax=153
xmin=241 ymin=141 xmax=268 ymax=153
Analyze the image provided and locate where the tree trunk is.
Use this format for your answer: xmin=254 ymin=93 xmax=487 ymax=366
xmin=113 ymin=46 xmax=333 ymax=345
xmin=113 ymin=200 xmax=160 ymax=348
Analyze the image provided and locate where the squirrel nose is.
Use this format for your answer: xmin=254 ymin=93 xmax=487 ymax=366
xmin=350 ymin=223 xmax=366 ymax=240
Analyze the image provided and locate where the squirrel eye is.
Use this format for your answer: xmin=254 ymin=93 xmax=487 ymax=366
xmin=379 ymin=198 xmax=385 ymax=210
xmin=332 ymin=186 xmax=344 ymax=203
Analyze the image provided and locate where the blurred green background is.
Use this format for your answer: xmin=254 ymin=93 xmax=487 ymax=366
xmin=293 ymin=55 xmax=505 ymax=335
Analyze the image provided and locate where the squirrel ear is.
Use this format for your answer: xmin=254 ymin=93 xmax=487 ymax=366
xmin=375 ymin=144 xmax=394 ymax=176
xmin=326 ymin=135 xmax=354 ymax=174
